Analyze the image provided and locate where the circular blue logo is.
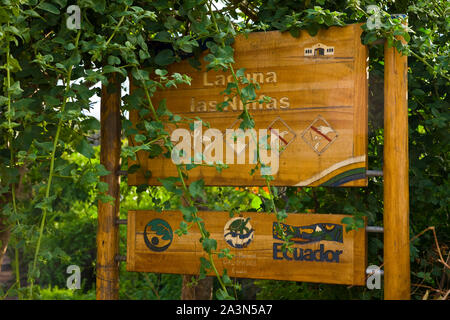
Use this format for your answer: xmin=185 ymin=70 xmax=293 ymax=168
xmin=144 ymin=218 xmax=173 ymax=252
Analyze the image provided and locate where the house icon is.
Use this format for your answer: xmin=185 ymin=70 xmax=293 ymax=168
xmin=304 ymin=43 xmax=334 ymax=56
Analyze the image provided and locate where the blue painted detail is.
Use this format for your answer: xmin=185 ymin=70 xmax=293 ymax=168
xmin=273 ymin=222 xmax=343 ymax=244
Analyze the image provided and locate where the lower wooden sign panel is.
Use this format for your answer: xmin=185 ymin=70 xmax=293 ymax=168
xmin=127 ymin=211 xmax=367 ymax=286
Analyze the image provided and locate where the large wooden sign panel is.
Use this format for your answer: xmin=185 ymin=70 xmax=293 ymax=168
xmin=129 ymin=24 xmax=368 ymax=187
xmin=127 ymin=211 xmax=367 ymax=286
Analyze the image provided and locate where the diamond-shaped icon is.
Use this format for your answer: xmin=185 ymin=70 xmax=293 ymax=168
xmin=301 ymin=115 xmax=338 ymax=155
xmin=266 ymin=116 xmax=296 ymax=154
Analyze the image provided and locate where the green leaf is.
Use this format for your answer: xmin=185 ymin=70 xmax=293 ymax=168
xmin=181 ymin=206 xmax=197 ymax=222
xmin=79 ymin=0 xmax=106 ymax=13
xmin=188 ymin=57 xmax=201 ymax=70
xmin=221 ymin=82 xmax=237 ymax=95
xmin=189 ymin=179 xmax=206 ymax=200
xmin=242 ymin=84 xmax=256 ymax=100
xmin=35 ymin=195 xmax=57 ymax=212
xmin=0 ymin=96 xmax=8 ymax=106
xmin=81 ymin=118 xmax=100 ymax=131
xmin=98 ymin=194 xmax=115 ymax=204
xmin=0 ymin=167 xmax=19 ymax=184
xmin=9 ymin=81 xmax=23 ymax=96
xmin=412 ymin=89 xmax=425 ymax=96
xmin=128 ymin=164 xmax=141 ymax=174
xmin=222 ymin=271 xmax=232 ymax=286
xmin=159 ymin=177 xmax=182 ymax=195
xmin=306 ymin=23 xmax=320 ymax=36
xmin=216 ymin=288 xmax=235 ymax=300
xmin=23 ymin=9 xmax=42 ymax=18
xmin=103 ymin=65 xmax=127 ymax=77
xmin=218 ymin=248 xmax=233 ymax=260
xmin=176 ymin=221 xmax=189 ymax=236
xmin=289 ymin=28 xmax=300 ymax=38
xmin=154 ymin=31 xmax=172 ymax=43
xmin=341 ymin=217 xmax=354 ymax=225
xmin=154 ymin=49 xmax=175 ymax=66
xmin=136 ymin=184 xmax=149 ymax=193
xmin=131 ymin=68 xmax=149 ymax=81
xmin=44 ymin=95 xmax=60 ymax=107
xmin=155 ymin=69 xmax=168 ymax=77
xmin=341 ymin=217 xmax=356 ymax=232
xmin=8 ymin=56 xmax=22 ymax=72
xmin=276 ymin=209 xmax=288 ymax=221
xmin=363 ymin=32 xmax=378 ymax=44
xmin=343 ymin=204 xmax=356 ymax=214
xmin=238 ymin=111 xmax=255 ymax=130
xmin=250 ymin=196 xmax=262 ymax=210
xmin=95 ymin=164 xmax=110 ymax=176
xmin=355 ymin=217 xmax=365 ymax=229
xmin=107 ymin=55 xmax=121 ymax=65
xmin=236 ymin=68 xmax=246 ymax=78
xmin=134 ymin=134 xmax=146 ymax=143
xmin=38 ymin=3 xmax=60 ymax=15
xmin=202 ymin=238 xmax=217 ymax=253
xmin=156 ymin=99 xmax=170 ymax=117
xmin=97 ymin=181 xmax=109 ymax=193
xmin=139 ymin=49 xmax=150 ymax=60
xmin=76 ymin=138 xmax=95 ymax=158
xmin=199 ymin=257 xmax=211 ymax=279
xmin=0 ymin=121 xmax=20 ymax=130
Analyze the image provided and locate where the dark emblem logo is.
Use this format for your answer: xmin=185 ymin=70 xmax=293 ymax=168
xmin=144 ymin=219 xmax=173 ymax=252
xmin=224 ymin=217 xmax=254 ymax=249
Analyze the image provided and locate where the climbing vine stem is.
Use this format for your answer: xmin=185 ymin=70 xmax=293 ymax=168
xmin=28 ymin=29 xmax=82 ymax=298
xmin=5 ymin=22 xmax=22 ymax=299
xmin=138 ymin=73 xmax=228 ymax=293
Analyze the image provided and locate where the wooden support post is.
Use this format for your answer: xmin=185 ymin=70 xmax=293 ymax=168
xmin=383 ymin=32 xmax=410 ymax=300
xmin=97 ymin=74 xmax=122 ymax=300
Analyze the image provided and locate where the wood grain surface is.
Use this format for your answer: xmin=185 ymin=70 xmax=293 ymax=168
xmin=128 ymin=24 xmax=368 ymax=187
xmin=127 ymin=211 xmax=367 ymax=286
xmin=97 ymin=75 xmax=122 ymax=300
xmin=383 ymin=32 xmax=410 ymax=299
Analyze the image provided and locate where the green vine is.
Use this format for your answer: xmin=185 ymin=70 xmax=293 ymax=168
xmin=137 ymin=74 xmax=229 ymax=294
xmin=28 ymin=29 xmax=82 ymax=299
xmin=4 ymin=20 xmax=21 ymax=299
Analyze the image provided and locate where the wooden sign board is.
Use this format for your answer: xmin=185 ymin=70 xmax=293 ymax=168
xmin=128 ymin=24 xmax=368 ymax=187
xmin=127 ymin=211 xmax=367 ymax=286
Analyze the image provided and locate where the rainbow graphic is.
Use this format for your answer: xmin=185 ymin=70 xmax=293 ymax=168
xmin=294 ymin=155 xmax=366 ymax=187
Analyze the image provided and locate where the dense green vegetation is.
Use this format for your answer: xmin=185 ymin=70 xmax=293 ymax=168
xmin=0 ymin=0 xmax=448 ymax=300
